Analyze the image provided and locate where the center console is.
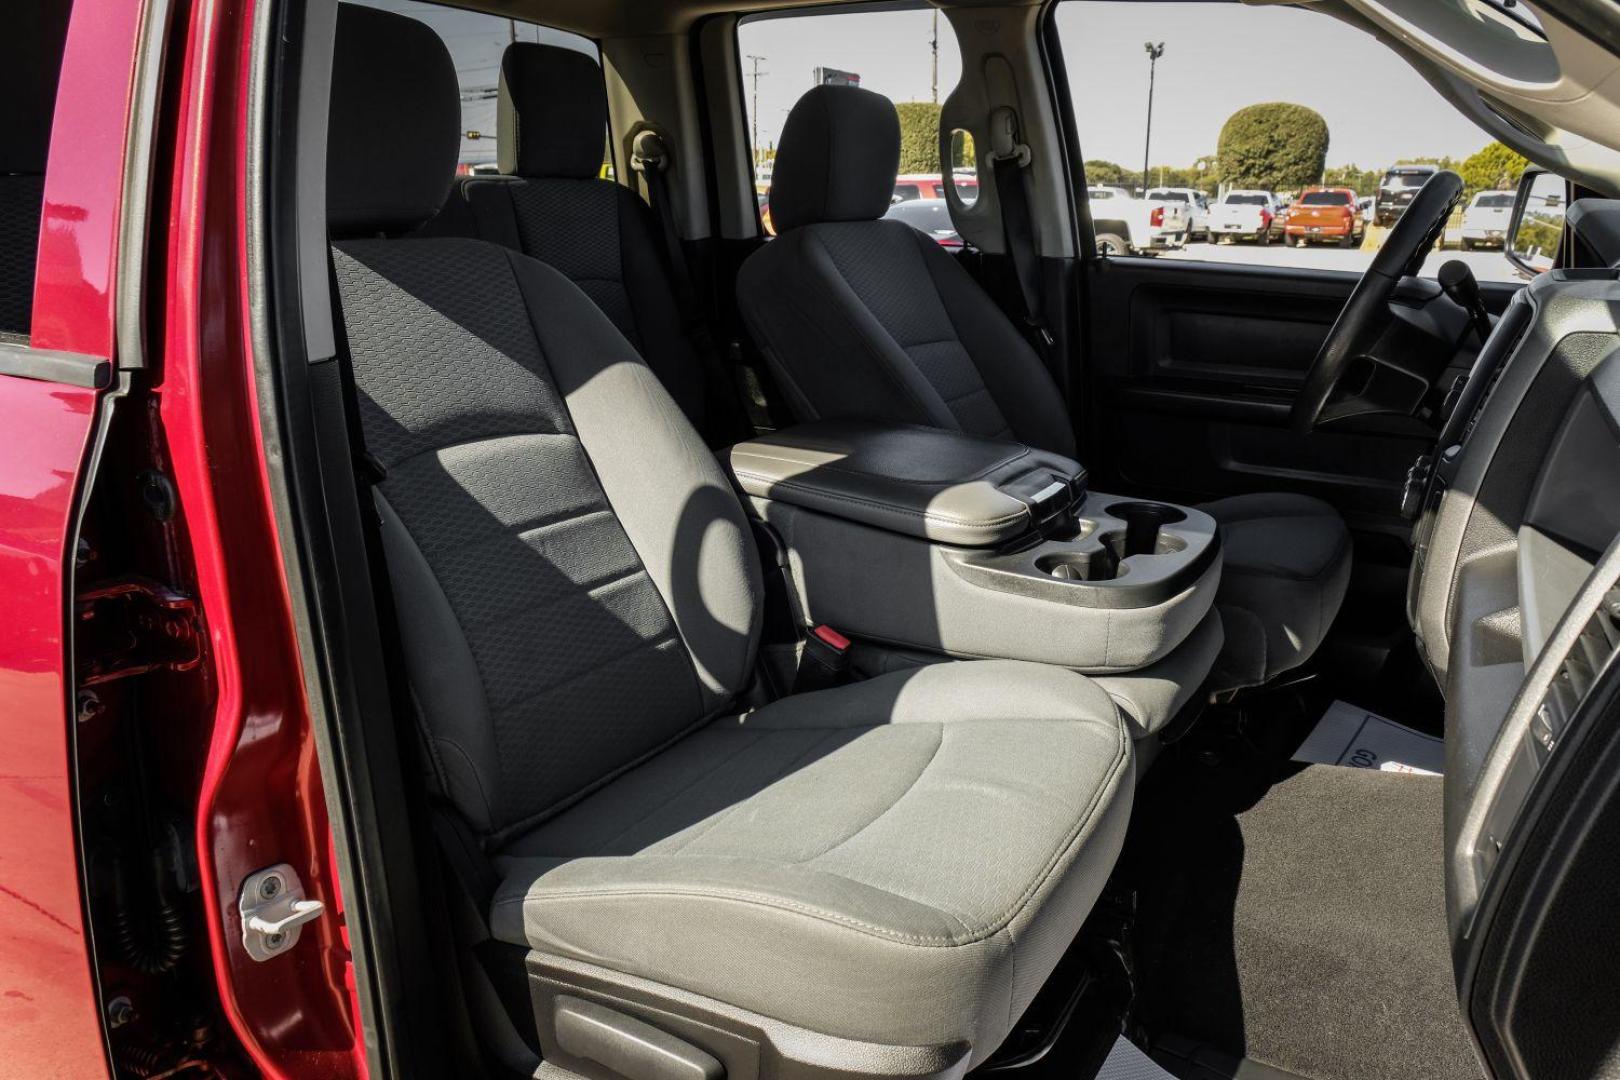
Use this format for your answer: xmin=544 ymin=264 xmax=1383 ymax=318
xmin=726 ymin=421 xmax=1221 ymax=676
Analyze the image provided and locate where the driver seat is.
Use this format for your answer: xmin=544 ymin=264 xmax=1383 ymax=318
xmin=737 ymin=86 xmax=1351 ymax=686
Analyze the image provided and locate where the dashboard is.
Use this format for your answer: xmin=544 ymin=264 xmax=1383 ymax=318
xmin=1405 ymin=242 xmax=1620 ymax=943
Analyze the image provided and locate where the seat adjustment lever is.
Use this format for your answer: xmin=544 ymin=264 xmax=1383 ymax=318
xmin=554 ymin=996 xmax=724 ymax=1080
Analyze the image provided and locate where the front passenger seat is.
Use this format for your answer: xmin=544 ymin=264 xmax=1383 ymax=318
xmin=325 ymin=7 xmax=1133 ymax=1074
xmin=738 ymin=86 xmax=1352 ymax=687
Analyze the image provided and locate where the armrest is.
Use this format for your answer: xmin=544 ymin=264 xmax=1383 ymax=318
xmin=724 ymin=420 xmax=1086 ymax=548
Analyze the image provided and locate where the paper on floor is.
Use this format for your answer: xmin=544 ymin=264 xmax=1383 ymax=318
xmin=1095 ymin=1036 xmax=1179 ymax=1080
xmin=1292 ymin=699 xmax=1444 ymax=776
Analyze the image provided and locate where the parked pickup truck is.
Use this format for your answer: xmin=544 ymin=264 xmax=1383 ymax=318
xmin=1460 ymin=190 xmax=1515 ymax=250
xmin=1088 ymin=185 xmax=1190 ymax=255
xmin=1375 ymin=163 xmax=1439 ymax=226
xmin=1286 ymin=186 xmax=1365 ymax=248
xmin=1209 ymin=190 xmax=1279 ymax=244
xmin=1145 ymin=187 xmax=1212 ymax=241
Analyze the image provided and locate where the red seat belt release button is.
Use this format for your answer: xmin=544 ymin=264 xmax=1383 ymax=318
xmin=795 ymin=624 xmax=852 ymax=692
xmin=811 ymin=624 xmax=851 ymax=652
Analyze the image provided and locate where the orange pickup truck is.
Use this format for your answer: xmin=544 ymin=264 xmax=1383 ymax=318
xmin=1285 ymin=186 xmax=1365 ymax=248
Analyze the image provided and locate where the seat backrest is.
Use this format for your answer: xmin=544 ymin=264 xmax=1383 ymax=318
xmin=326 ymin=4 xmax=761 ymax=843
xmin=446 ymin=42 xmax=710 ymax=436
xmin=737 ymin=86 xmax=1076 ymax=458
xmin=0 ymin=2 xmax=72 ymax=344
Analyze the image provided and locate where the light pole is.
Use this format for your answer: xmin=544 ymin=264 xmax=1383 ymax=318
xmin=746 ymin=54 xmax=768 ymax=172
xmin=1141 ymin=42 xmax=1164 ymax=195
xmin=931 ymin=10 xmax=940 ymax=104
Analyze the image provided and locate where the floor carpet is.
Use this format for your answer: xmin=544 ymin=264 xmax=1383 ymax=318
xmin=1132 ymin=757 xmax=1482 ymax=1080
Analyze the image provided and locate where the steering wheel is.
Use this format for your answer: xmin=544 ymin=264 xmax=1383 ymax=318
xmin=1290 ymin=170 xmax=1466 ymax=433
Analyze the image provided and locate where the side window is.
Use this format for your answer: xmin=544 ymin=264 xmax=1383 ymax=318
xmin=1 ymin=3 xmax=72 ymax=345
xmin=1056 ymin=0 xmax=1529 ymax=283
xmin=737 ymin=9 xmax=965 ymax=238
xmin=346 ymin=0 xmax=599 ymax=175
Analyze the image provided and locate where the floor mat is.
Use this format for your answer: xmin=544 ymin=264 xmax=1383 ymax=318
xmin=1097 ymin=1037 xmax=1179 ymax=1080
xmin=1292 ymin=700 xmax=1444 ymax=775
xmin=1133 ymin=764 xmax=1481 ymax=1080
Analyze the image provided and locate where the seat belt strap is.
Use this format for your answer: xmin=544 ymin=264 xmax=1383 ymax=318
xmin=988 ymin=107 xmax=1055 ymax=356
xmin=632 ymin=130 xmax=771 ymax=440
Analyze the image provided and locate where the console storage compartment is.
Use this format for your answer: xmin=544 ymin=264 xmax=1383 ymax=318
xmin=726 ymin=422 xmax=1221 ymax=674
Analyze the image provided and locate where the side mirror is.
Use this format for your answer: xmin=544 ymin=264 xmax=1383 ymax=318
xmin=1507 ymin=169 xmax=1567 ymax=277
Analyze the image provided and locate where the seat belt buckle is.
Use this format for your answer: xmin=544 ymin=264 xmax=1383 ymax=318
xmin=794 ymin=624 xmax=851 ymax=693
xmin=1024 ymin=317 xmax=1054 ymax=348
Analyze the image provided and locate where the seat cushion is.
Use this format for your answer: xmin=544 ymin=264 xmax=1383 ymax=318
xmin=489 ymin=659 xmax=1133 ymax=1063
xmin=1199 ymin=492 xmax=1353 ymax=685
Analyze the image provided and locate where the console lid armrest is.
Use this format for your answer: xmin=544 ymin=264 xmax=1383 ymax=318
xmin=725 ymin=420 xmax=1086 ymax=547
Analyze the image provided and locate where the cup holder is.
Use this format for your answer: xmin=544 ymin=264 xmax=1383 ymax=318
xmin=1036 ymin=502 xmax=1191 ymax=584
xmin=1036 ymin=550 xmax=1123 ymax=582
xmin=1104 ymin=502 xmax=1189 ymax=559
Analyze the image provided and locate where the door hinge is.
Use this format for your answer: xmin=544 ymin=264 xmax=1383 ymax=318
xmin=76 ymin=576 xmax=202 ymax=686
xmin=238 ymin=864 xmax=326 ymax=962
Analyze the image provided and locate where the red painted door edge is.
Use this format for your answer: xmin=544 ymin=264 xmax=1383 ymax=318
xmin=158 ymin=0 xmax=368 ymax=1075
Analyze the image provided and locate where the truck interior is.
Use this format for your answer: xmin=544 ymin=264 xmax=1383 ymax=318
xmin=16 ymin=0 xmax=1620 ymax=1077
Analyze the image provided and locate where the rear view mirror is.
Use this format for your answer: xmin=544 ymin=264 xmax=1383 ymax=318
xmin=1507 ymin=169 xmax=1566 ymax=276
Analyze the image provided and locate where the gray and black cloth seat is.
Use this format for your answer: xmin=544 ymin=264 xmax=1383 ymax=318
xmin=325 ymin=5 xmax=1133 ymax=1072
xmin=0 ymin=2 xmax=72 ymax=345
xmin=737 ymin=85 xmax=1352 ymax=685
xmin=437 ymin=41 xmax=715 ymax=437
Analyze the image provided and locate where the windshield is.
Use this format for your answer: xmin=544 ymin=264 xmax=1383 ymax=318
xmin=1473 ymin=192 xmax=1515 ymax=209
xmin=1224 ymin=194 xmax=1267 ymax=206
xmin=1299 ymin=191 xmax=1352 ymax=206
xmin=1149 ymin=190 xmax=1190 ymax=202
xmin=1384 ymin=172 xmax=1431 ymax=189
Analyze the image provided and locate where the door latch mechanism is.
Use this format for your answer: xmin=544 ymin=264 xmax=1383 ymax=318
xmin=238 ymin=864 xmax=325 ymax=962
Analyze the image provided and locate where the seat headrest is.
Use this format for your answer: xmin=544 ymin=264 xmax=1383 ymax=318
xmin=0 ymin=1 xmax=72 ymax=175
xmin=326 ymin=4 xmax=459 ymax=236
xmin=497 ymin=43 xmax=607 ymax=179
xmin=768 ymin=86 xmax=900 ymax=234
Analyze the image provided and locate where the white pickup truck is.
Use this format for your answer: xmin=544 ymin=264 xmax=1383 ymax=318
xmin=1460 ymin=190 xmax=1515 ymax=250
xmin=1146 ymin=186 xmax=1212 ymax=241
xmin=1088 ymin=185 xmax=1190 ymax=255
xmin=1209 ymin=190 xmax=1281 ymax=244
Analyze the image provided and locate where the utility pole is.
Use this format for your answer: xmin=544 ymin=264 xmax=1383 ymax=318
xmin=1141 ymin=41 xmax=1164 ymax=195
xmin=746 ymin=54 xmax=768 ymax=171
xmin=931 ymin=10 xmax=939 ymax=104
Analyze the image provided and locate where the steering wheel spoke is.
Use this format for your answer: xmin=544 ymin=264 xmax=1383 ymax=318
xmin=1315 ymin=354 xmax=1434 ymax=428
xmin=1291 ymin=171 xmax=1466 ymax=433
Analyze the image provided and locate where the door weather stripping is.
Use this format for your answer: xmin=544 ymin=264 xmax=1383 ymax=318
xmin=238 ymin=863 xmax=326 ymax=962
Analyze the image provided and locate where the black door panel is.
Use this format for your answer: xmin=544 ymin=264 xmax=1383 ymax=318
xmin=1082 ymin=256 xmax=1516 ymax=534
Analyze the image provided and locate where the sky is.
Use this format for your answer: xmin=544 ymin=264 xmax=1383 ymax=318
xmin=362 ymin=0 xmax=1498 ymax=174
xmin=739 ymin=1 xmax=1497 ymax=171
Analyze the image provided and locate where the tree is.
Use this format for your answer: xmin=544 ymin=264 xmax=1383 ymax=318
xmin=1321 ymin=163 xmax=1382 ymax=196
xmin=895 ymin=101 xmax=943 ymax=175
xmin=1216 ymin=103 xmax=1329 ymax=191
xmin=1084 ymin=159 xmax=1132 ymax=186
xmin=1459 ymin=141 xmax=1529 ymax=198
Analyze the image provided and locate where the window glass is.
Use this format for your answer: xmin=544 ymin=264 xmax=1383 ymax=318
xmin=1056 ymin=0 xmax=1528 ymax=281
xmin=348 ymin=0 xmax=599 ymax=173
xmin=738 ymin=9 xmax=965 ymax=233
